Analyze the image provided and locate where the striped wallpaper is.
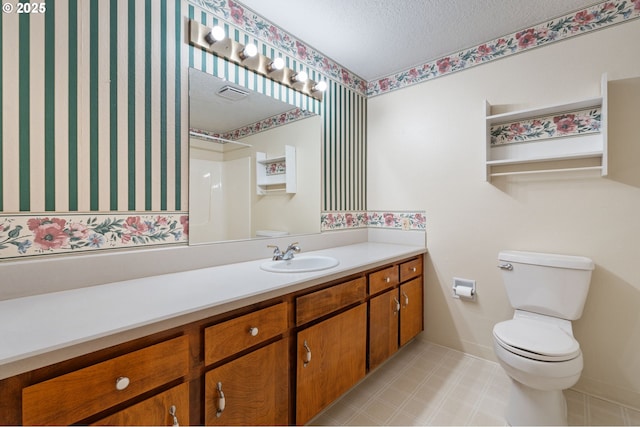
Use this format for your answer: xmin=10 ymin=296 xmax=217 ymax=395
xmin=0 ymin=0 xmax=367 ymax=219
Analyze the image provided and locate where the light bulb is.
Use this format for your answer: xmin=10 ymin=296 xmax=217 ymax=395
xmin=268 ymin=57 xmax=285 ymax=72
xmin=240 ymin=43 xmax=258 ymax=59
xmin=292 ymin=71 xmax=308 ymax=83
xmin=205 ymin=25 xmax=226 ymax=44
xmin=313 ymin=81 xmax=327 ymax=92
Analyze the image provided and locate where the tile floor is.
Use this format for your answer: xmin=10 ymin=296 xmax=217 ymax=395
xmin=309 ymin=339 xmax=640 ymax=426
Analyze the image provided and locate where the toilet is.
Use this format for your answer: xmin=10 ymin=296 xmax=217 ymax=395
xmin=492 ymin=250 xmax=594 ymax=426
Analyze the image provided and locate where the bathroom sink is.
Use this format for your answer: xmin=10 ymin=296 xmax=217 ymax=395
xmin=260 ymin=255 xmax=339 ymax=273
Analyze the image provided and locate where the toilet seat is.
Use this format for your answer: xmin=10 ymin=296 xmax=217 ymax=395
xmin=493 ymin=318 xmax=580 ymax=362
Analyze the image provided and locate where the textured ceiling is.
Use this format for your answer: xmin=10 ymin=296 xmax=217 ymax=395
xmin=238 ymin=0 xmax=599 ymax=81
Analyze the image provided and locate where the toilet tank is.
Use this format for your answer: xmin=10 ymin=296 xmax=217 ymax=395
xmin=498 ymin=250 xmax=594 ymax=320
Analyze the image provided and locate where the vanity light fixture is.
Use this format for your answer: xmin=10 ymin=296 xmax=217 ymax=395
xmin=312 ymin=81 xmax=327 ymax=92
xmin=189 ymin=19 xmax=324 ymax=101
xmin=267 ymin=57 xmax=285 ymax=72
xmin=204 ymin=25 xmax=226 ymax=44
xmin=239 ymin=43 xmax=258 ymax=60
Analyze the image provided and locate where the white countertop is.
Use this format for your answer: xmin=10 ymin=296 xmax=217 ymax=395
xmin=0 ymin=242 xmax=425 ymax=379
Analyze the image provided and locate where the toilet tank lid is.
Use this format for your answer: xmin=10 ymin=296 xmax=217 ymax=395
xmin=499 ymin=250 xmax=594 ymax=270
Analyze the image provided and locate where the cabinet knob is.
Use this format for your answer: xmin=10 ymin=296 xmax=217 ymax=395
xmin=411 ymin=267 xmax=417 ymax=273
xmin=248 ymin=327 xmax=259 ymax=337
xmin=385 ymin=277 xmax=390 ymax=283
xmin=216 ymin=382 xmax=226 ymax=417
xmin=303 ymin=340 xmax=312 ymax=367
xmin=169 ymin=405 xmax=179 ymax=427
xmin=115 ymin=376 xmax=130 ymax=391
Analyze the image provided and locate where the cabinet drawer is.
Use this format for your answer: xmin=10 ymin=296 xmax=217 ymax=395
xmin=92 ymin=383 xmax=189 ymax=426
xmin=369 ymin=265 xmax=399 ymax=295
xmin=400 ymin=257 xmax=423 ymax=282
xmin=204 ymin=302 xmax=288 ymax=365
xmin=296 ymin=277 xmax=366 ymax=326
xmin=22 ymin=336 xmax=189 ymax=426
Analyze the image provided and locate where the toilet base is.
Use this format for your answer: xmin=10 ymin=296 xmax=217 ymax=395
xmin=506 ymin=379 xmax=567 ymax=426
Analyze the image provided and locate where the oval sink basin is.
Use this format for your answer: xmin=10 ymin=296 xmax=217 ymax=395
xmin=260 ymin=255 xmax=339 ymax=273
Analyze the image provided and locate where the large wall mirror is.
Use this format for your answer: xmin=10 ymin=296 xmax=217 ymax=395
xmin=188 ymin=68 xmax=321 ymax=245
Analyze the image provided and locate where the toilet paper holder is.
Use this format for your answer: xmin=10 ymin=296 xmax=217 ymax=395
xmin=453 ymin=277 xmax=476 ymax=300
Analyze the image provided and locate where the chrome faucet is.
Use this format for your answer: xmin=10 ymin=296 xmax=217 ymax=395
xmin=268 ymin=242 xmax=300 ymax=260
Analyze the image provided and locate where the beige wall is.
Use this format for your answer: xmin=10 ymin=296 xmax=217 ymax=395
xmin=368 ymin=21 xmax=640 ymax=409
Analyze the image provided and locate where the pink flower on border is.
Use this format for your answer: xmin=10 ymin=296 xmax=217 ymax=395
xmin=124 ymin=216 xmax=148 ymax=235
xmin=156 ymin=216 xmax=168 ymax=226
xmin=295 ymin=41 xmax=308 ymax=59
xmin=384 ymin=213 xmax=395 ymax=227
xmin=33 ymin=222 xmax=69 ymax=250
xmin=554 ymin=114 xmax=577 ymax=134
xmin=378 ymin=78 xmax=390 ymax=91
xmin=345 ymin=213 xmax=354 ymax=227
xmin=509 ymin=122 xmax=527 ymax=136
xmin=68 ymin=222 xmax=89 ymax=239
xmin=341 ymin=69 xmax=351 ymax=84
xmin=574 ymin=10 xmax=595 ymax=26
xmin=180 ymin=216 xmax=189 ymax=236
xmin=228 ymin=0 xmax=244 ymax=25
xmin=325 ymin=214 xmax=335 ymax=226
xmin=515 ymin=29 xmax=537 ymax=49
xmin=436 ymin=57 xmax=451 ymax=74
xmin=268 ymin=25 xmax=281 ymax=43
xmin=414 ymin=214 xmax=425 ymax=225
xmin=477 ymin=44 xmax=492 ymax=59
xmin=633 ymin=0 xmax=640 ymax=11
xmin=27 ymin=217 xmax=66 ymax=232
xmin=408 ymin=68 xmax=419 ymax=80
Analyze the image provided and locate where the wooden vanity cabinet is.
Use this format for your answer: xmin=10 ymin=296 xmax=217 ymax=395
xmin=368 ymin=256 xmax=424 ymax=370
xmin=202 ymin=302 xmax=289 ymax=426
xmin=295 ymin=304 xmax=367 ymax=425
xmin=1 ymin=253 xmax=424 ymax=427
xmin=204 ymin=339 xmax=288 ymax=425
xmin=21 ymin=335 xmax=190 ymax=426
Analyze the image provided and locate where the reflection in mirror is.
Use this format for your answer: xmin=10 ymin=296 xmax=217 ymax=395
xmin=188 ymin=68 xmax=321 ymax=245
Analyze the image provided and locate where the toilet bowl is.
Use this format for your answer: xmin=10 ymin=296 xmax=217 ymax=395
xmin=492 ymin=250 xmax=594 ymax=426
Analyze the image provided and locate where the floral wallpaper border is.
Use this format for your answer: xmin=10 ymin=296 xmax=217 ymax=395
xmin=321 ymin=211 xmax=426 ymax=232
xmin=367 ymin=1 xmax=640 ymax=96
xmin=490 ymin=108 xmax=602 ymax=145
xmin=191 ymin=0 xmax=640 ymax=98
xmin=0 ymin=211 xmax=424 ymax=260
xmin=189 ymin=107 xmax=315 ymax=142
xmin=0 ymin=213 xmax=189 ymax=260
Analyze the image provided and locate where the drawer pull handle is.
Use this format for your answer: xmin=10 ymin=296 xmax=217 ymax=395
xmin=393 ymin=297 xmax=400 ymax=315
xmin=115 ymin=376 xmax=130 ymax=391
xmin=169 ymin=405 xmax=179 ymax=427
xmin=303 ymin=340 xmax=312 ymax=367
xmin=216 ymin=382 xmax=226 ymax=417
xmin=402 ymin=291 xmax=409 ymax=307
xmin=412 ymin=267 xmax=417 ymax=273
xmin=248 ymin=326 xmax=259 ymax=337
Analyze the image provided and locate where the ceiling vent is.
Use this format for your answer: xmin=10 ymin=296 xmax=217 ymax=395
xmin=217 ymin=85 xmax=249 ymax=101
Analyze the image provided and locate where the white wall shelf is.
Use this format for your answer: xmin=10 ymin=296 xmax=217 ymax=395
xmin=485 ymin=73 xmax=608 ymax=181
xmin=256 ymin=145 xmax=297 ymax=195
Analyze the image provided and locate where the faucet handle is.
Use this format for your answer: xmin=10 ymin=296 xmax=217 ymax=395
xmin=267 ymin=244 xmax=282 ymax=260
xmin=285 ymin=242 xmax=300 ymax=251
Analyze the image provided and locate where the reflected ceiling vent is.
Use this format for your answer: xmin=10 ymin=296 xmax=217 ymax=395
xmin=217 ymin=85 xmax=249 ymax=101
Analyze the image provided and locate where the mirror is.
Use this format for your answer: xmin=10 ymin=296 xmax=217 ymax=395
xmin=188 ymin=68 xmax=321 ymax=245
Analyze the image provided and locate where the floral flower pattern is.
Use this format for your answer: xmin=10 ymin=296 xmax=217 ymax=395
xmin=490 ymin=108 xmax=601 ymax=145
xmin=189 ymin=108 xmax=315 ymax=143
xmin=321 ymin=211 xmax=426 ymax=231
xmin=0 ymin=214 xmax=188 ymax=259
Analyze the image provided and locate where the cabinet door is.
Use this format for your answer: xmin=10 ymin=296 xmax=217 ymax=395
xmin=369 ymin=289 xmax=400 ymax=371
xmin=204 ymin=339 xmax=288 ymax=426
xmin=400 ymin=278 xmax=424 ymax=346
xmin=296 ymin=304 xmax=367 ymax=425
xmin=92 ymin=383 xmax=189 ymax=426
